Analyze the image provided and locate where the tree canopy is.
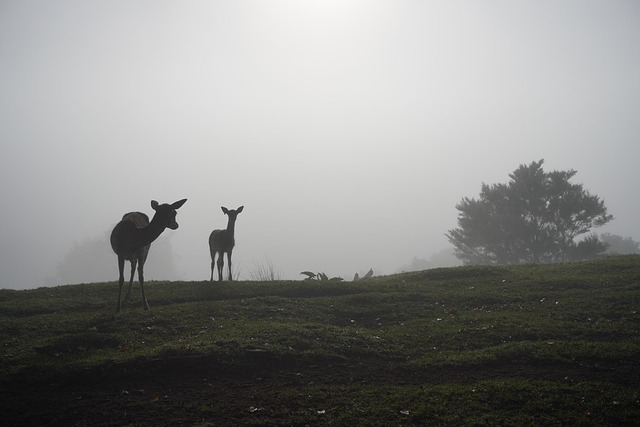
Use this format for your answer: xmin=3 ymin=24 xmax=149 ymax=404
xmin=53 ymin=232 xmax=180 ymax=285
xmin=600 ymin=233 xmax=640 ymax=255
xmin=447 ymin=160 xmax=613 ymax=265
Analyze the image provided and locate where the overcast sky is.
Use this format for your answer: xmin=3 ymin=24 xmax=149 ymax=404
xmin=1 ymin=1 xmax=639 ymax=289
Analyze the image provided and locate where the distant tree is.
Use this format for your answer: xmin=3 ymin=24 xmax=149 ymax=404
xmin=447 ymin=160 xmax=613 ymax=265
xmin=54 ymin=232 xmax=180 ymax=285
xmin=397 ymin=248 xmax=461 ymax=273
xmin=599 ymin=233 xmax=640 ymax=255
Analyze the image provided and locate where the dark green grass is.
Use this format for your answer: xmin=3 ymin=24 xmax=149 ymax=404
xmin=1 ymin=255 xmax=639 ymax=425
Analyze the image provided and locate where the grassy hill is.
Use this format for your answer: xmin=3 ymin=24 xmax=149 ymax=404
xmin=1 ymin=256 xmax=639 ymax=426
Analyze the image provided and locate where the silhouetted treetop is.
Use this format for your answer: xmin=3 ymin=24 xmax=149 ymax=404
xmin=447 ymin=159 xmax=613 ymax=265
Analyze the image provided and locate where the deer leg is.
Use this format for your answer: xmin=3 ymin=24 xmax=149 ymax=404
xmin=125 ymin=259 xmax=137 ymax=301
xmin=138 ymin=261 xmax=150 ymax=310
xmin=217 ymin=252 xmax=224 ymax=282
xmin=210 ymin=253 xmax=215 ymax=282
xmin=116 ymin=257 xmax=125 ymax=314
xmin=227 ymin=250 xmax=233 ymax=281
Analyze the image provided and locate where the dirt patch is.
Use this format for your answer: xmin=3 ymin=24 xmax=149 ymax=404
xmin=2 ymin=352 xmax=637 ymax=426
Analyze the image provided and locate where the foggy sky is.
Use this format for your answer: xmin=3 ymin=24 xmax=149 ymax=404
xmin=1 ymin=1 xmax=639 ymax=289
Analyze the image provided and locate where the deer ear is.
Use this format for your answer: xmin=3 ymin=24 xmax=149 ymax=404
xmin=221 ymin=207 xmax=229 ymax=215
xmin=172 ymin=199 xmax=187 ymax=209
xmin=151 ymin=200 xmax=159 ymax=210
xmin=237 ymin=206 xmax=244 ymax=213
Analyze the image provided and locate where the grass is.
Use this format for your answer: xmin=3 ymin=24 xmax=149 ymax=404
xmin=1 ymin=255 xmax=639 ymax=425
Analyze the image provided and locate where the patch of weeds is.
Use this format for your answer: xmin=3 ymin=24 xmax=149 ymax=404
xmin=34 ymin=332 xmax=121 ymax=357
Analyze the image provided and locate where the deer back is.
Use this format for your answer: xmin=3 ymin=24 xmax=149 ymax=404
xmin=209 ymin=229 xmax=234 ymax=252
xmin=111 ymin=212 xmax=151 ymax=260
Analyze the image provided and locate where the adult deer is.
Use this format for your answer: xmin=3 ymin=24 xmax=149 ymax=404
xmin=209 ymin=206 xmax=244 ymax=282
xmin=110 ymin=199 xmax=187 ymax=313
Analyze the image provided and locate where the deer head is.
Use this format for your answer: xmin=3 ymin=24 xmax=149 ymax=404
xmin=151 ymin=199 xmax=187 ymax=230
xmin=222 ymin=205 xmax=244 ymax=219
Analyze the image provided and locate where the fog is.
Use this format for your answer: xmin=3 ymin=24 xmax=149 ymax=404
xmin=1 ymin=1 xmax=639 ymax=289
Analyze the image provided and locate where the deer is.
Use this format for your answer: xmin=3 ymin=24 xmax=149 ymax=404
xmin=209 ymin=206 xmax=244 ymax=282
xmin=110 ymin=199 xmax=187 ymax=313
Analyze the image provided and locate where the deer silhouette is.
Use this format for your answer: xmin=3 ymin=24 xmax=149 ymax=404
xmin=209 ymin=206 xmax=244 ymax=282
xmin=110 ymin=199 xmax=187 ymax=313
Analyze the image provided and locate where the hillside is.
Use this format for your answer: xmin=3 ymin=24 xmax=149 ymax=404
xmin=1 ymin=256 xmax=639 ymax=425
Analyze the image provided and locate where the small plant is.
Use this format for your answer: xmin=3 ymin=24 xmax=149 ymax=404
xmin=301 ymin=268 xmax=374 ymax=282
xmin=249 ymin=258 xmax=282 ymax=281
xmin=300 ymin=271 xmax=344 ymax=282
xmin=353 ymin=268 xmax=374 ymax=281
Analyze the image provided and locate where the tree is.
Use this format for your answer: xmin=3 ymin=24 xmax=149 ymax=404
xmin=599 ymin=233 xmax=640 ymax=255
xmin=396 ymin=248 xmax=461 ymax=273
xmin=53 ymin=232 xmax=180 ymax=285
xmin=447 ymin=160 xmax=613 ymax=265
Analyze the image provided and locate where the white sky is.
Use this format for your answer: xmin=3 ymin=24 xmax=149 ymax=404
xmin=1 ymin=1 xmax=639 ymax=288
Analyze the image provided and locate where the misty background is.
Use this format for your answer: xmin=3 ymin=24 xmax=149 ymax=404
xmin=1 ymin=1 xmax=639 ymax=289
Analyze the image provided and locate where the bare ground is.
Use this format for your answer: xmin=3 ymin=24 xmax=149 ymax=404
xmin=2 ymin=352 xmax=637 ymax=426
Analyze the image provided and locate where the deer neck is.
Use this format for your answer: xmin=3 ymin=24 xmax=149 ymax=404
xmin=225 ymin=217 xmax=237 ymax=238
xmin=138 ymin=215 xmax=167 ymax=246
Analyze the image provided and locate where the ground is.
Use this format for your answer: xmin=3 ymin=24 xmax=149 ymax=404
xmin=2 ymin=352 xmax=636 ymax=426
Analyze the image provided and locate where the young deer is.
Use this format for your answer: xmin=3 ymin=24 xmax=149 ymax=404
xmin=209 ymin=206 xmax=244 ymax=282
xmin=110 ymin=199 xmax=187 ymax=313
